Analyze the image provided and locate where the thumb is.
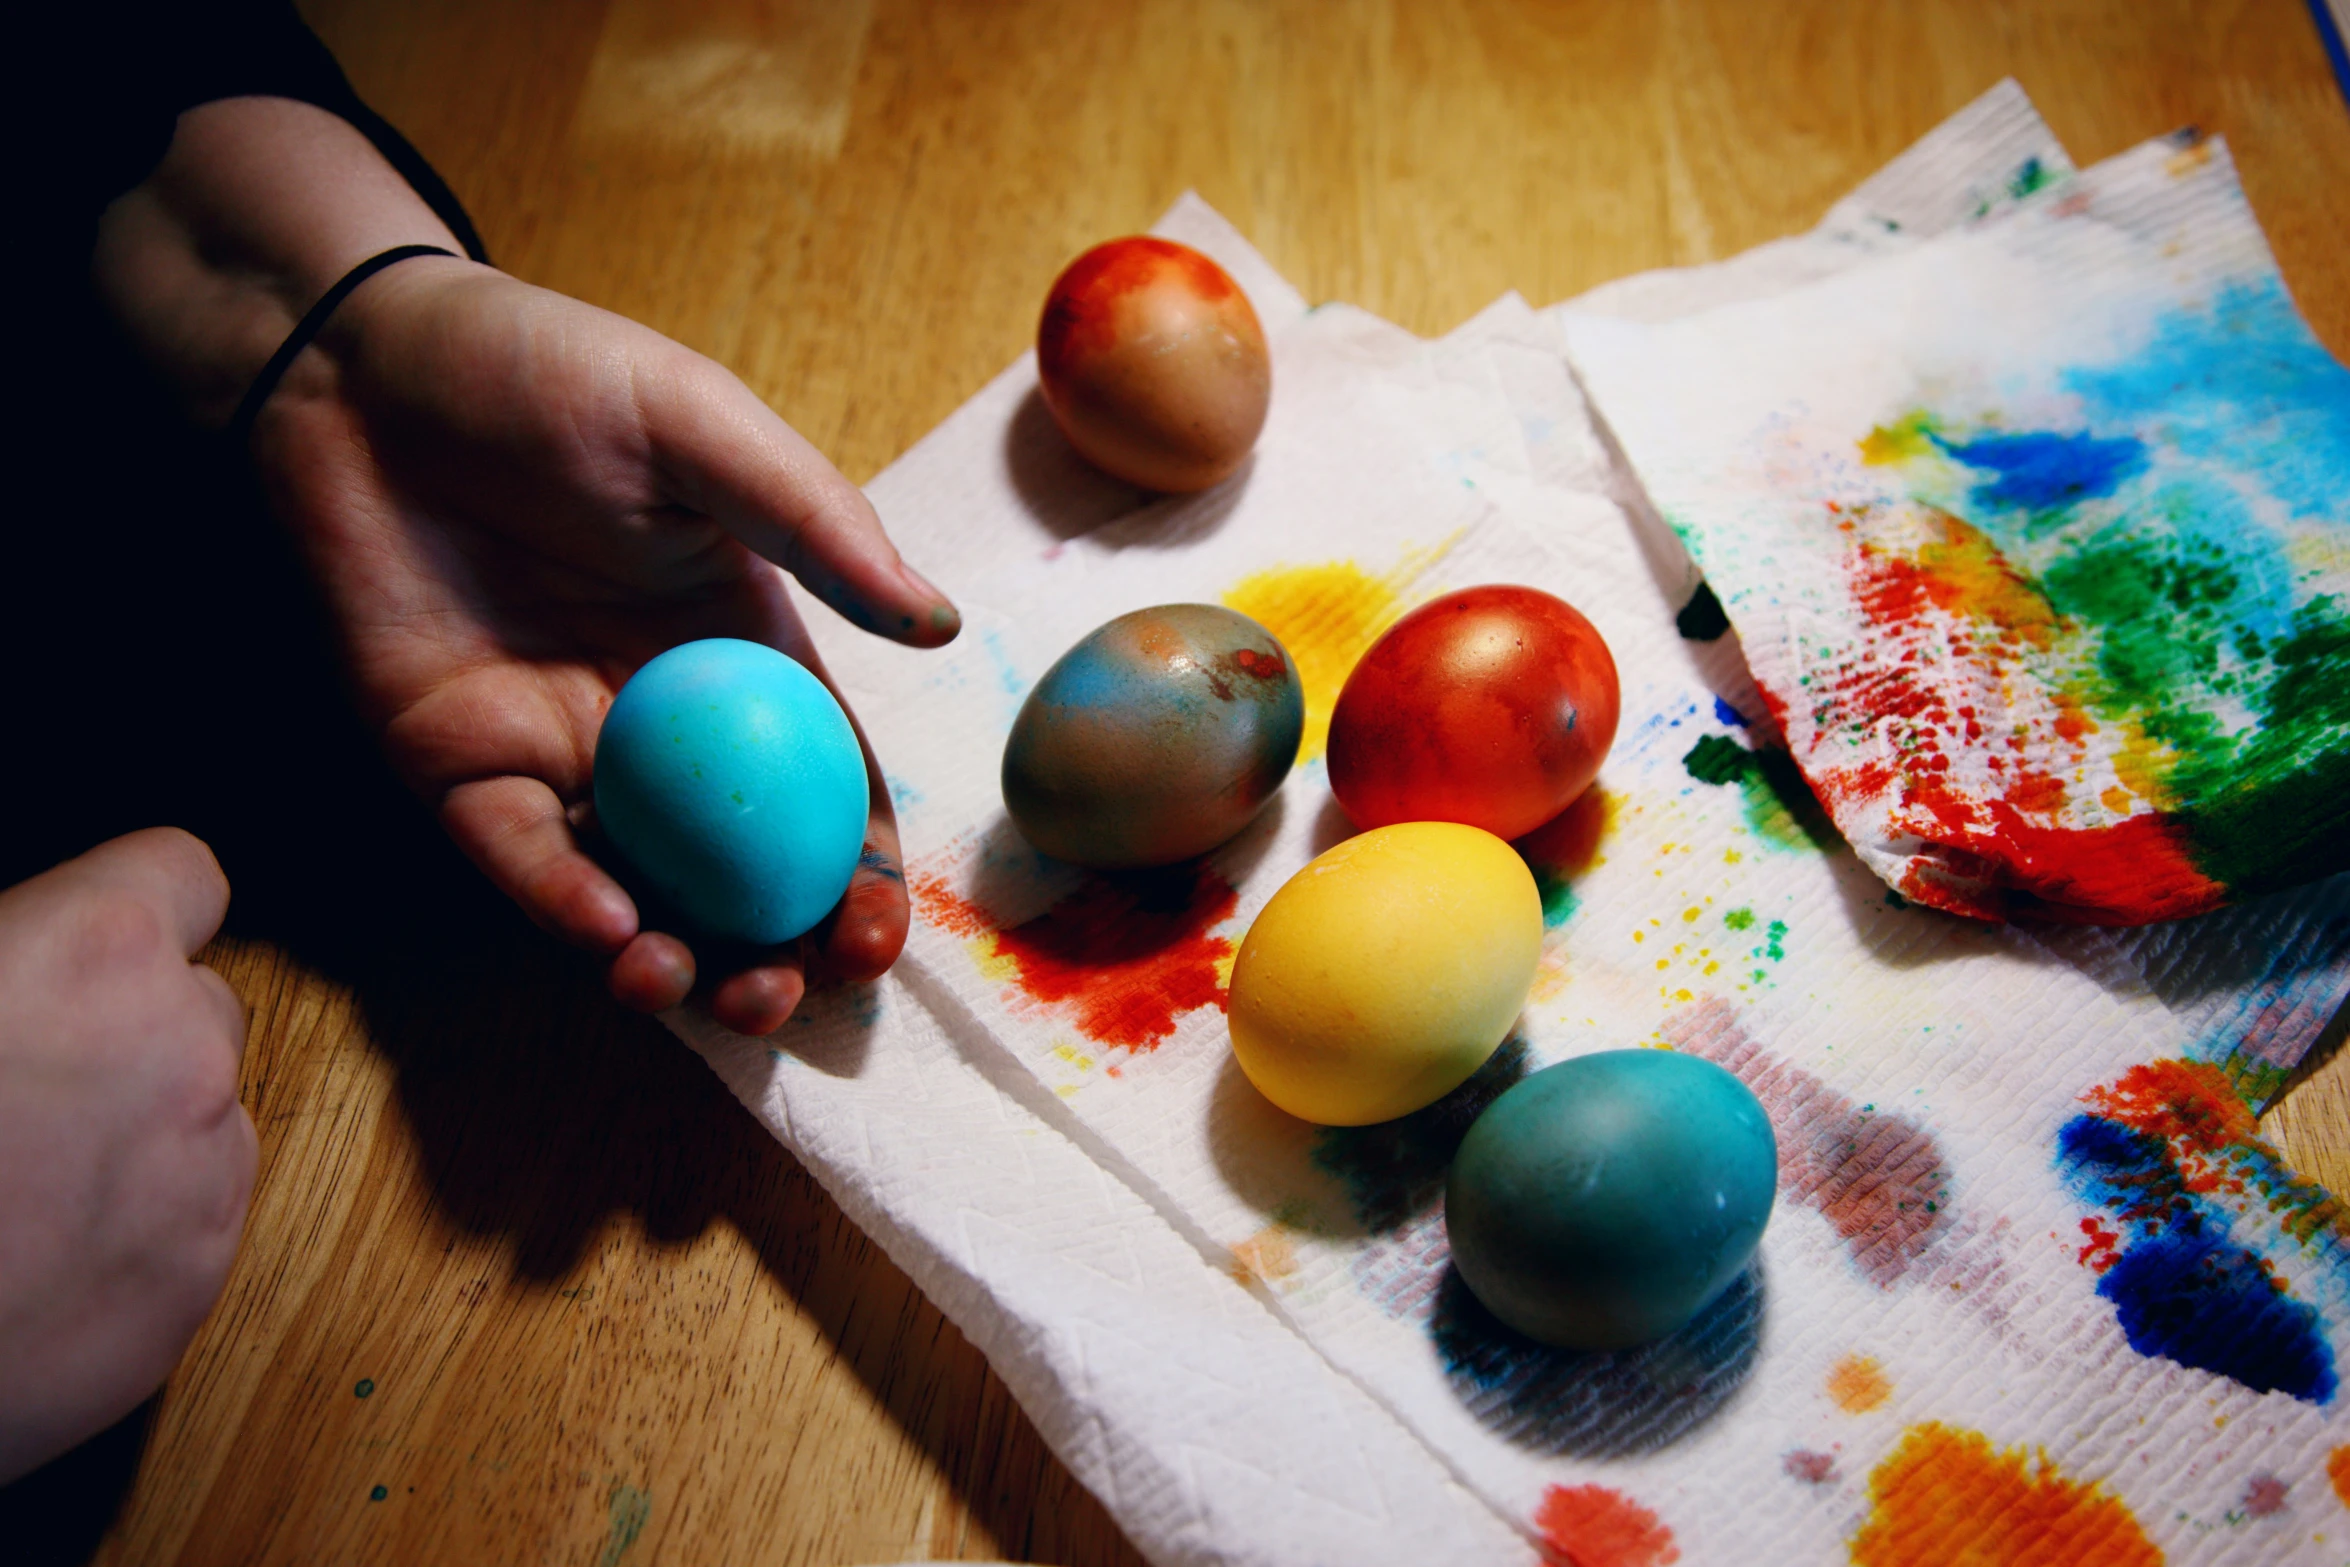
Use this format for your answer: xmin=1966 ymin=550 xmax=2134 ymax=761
xmin=644 ymin=353 xmax=961 ymax=648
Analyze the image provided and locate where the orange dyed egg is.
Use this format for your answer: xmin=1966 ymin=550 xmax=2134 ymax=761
xmin=1036 ymin=236 xmax=1270 ymax=492
xmin=1327 ymin=585 xmax=1621 ymax=841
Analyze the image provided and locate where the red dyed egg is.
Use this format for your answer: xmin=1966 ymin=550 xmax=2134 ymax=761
xmin=1036 ymin=236 xmax=1270 ymax=492
xmin=1327 ymin=586 xmax=1620 ymax=841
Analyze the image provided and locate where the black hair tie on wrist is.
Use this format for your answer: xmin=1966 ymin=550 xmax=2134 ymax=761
xmin=226 ymin=243 xmax=458 ymax=449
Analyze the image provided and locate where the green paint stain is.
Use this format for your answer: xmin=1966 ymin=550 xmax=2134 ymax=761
xmin=369 ymin=1485 xmax=388 ymax=1502
xmin=1766 ymin=920 xmax=1787 ymax=962
xmin=354 ymin=1378 xmax=375 ymax=1398
xmin=1723 ymin=907 xmax=1755 ymax=931
xmin=2041 ymin=514 xmax=2350 ymax=892
xmin=1533 ymin=871 xmax=1579 ymax=928
xmin=2008 ymin=155 xmax=2055 ymax=200
xmin=1682 ymin=736 xmax=1841 ymax=852
xmin=601 ymin=1482 xmax=651 ymax=1566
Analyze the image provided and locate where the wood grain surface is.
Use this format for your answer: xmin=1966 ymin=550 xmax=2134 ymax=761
xmin=26 ymin=2 xmax=2350 ymax=1564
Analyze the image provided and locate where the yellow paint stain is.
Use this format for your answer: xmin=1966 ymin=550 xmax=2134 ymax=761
xmin=1849 ymin=1422 xmax=2160 ymax=1567
xmin=1671 ymin=988 xmax=1693 ymax=1003
xmin=2100 ymin=785 xmax=2133 ymax=815
xmin=1632 ymin=930 xmax=1646 ymax=944
xmin=1530 ymin=955 xmax=1573 ymax=1002
xmin=1221 ymin=539 xmax=1456 ymax=760
xmin=2165 ymin=136 xmax=2216 ymax=178
xmin=1724 ymin=849 xmax=1743 ymax=864
xmin=1860 ymin=411 xmax=1938 ymax=467
xmin=1681 ymin=907 xmax=1701 ymax=923
xmin=1826 ymin=1353 xmax=1893 ymax=1413
xmin=2111 ymin=722 xmax=2177 ymax=807
xmin=1230 ymin=1225 xmax=1299 ymax=1286
xmin=1911 ymin=511 xmax=2063 ymax=651
xmin=967 ymin=934 xmax=1018 ymax=985
xmin=1051 ymin=1042 xmax=1096 ymax=1072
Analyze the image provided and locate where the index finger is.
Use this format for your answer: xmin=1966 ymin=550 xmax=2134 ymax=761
xmin=69 ymin=826 xmax=233 ymax=957
xmin=639 ymin=351 xmax=962 ymax=649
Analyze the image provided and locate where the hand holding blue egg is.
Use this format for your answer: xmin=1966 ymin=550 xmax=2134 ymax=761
xmin=593 ymin=639 xmax=870 ymax=946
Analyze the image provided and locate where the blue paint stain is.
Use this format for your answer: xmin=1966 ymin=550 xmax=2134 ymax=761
xmin=2056 ymin=1111 xmax=2336 ymax=1402
xmin=1712 ymin=695 xmax=1748 ymax=728
xmin=2061 ymin=279 xmax=2350 ymax=526
xmin=1930 ymin=428 xmax=2147 ymax=513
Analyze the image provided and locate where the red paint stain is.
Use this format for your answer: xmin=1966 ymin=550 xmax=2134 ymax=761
xmin=1663 ymin=998 xmax=1950 ymax=1286
xmin=1229 ymin=646 xmax=1285 ymax=681
xmin=2243 ymin=1473 xmax=2288 ymax=1517
xmin=1850 ymin=1423 xmax=2159 ymax=1566
xmin=1535 ymin=1484 xmax=1679 ymax=1567
xmin=1791 ymin=505 xmax=2227 ymax=923
xmin=2076 ymin=1059 xmax=2348 ymax=1246
xmin=2076 ymin=1216 xmax=2122 ymax=1273
xmin=911 ymin=864 xmax=1237 ymax=1050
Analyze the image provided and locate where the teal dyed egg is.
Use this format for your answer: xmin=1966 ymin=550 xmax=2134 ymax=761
xmin=1002 ymin=604 xmax=1303 ymax=867
xmin=593 ymin=639 xmax=868 ymax=945
xmin=1447 ymin=1051 xmax=1776 ymax=1349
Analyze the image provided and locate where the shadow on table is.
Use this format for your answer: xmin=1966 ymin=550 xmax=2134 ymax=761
xmin=4 ymin=331 xmax=1146 ymax=1567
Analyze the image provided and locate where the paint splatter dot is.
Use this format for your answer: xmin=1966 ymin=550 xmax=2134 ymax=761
xmin=2243 ymin=1474 xmax=2289 ymax=1517
xmin=1784 ymin=1450 xmax=1838 ymax=1484
xmin=912 ymin=863 xmax=1238 ymax=1050
xmin=1534 ymin=1483 xmax=1679 ymax=1567
xmin=1827 ymin=1354 xmax=1892 ymax=1413
xmin=354 ymin=1378 xmax=375 ymax=1399
xmin=1848 ymin=1422 xmax=2159 ymax=1567
xmin=369 ymin=1484 xmax=388 ymax=1502
xmin=1230 ymin=1225 xmax=1298 ymax=1285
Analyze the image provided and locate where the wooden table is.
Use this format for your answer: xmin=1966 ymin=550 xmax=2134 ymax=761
xmin=37 ymin=2 xmax=2350 ymax=1563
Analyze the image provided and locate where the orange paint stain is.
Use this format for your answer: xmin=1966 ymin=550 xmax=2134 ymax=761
xmin=1221 ymin=542 xmax=1453 ymax=760
xmin=1229 ymin=1225 xmax=1298 ymax=1286
xmin=2328 ymin=1445 xmax=2350 ymax=1507
xmin=1849 ymin=1422 xmax=2159 ymax=1567
xmin=912 ymin=864 xmax=1238 ymax=1050
xmin=1535 ymin=1484 xmax=1679 ymax=1567
xmin=1827 ymin=1354 xmax=1893 ymax=1413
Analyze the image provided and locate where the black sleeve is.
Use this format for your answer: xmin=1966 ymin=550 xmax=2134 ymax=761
xmin=33 ymin=0 xmax=488 ymax=265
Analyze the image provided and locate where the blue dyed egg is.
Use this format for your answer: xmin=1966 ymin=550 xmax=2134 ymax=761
xmin=593 ymin=639 xmax=868 ymax=945
xmin=1447 ymin=1051 xmax=1777 ymax=1349
xmin=1002 ymin=604 xmax=1303 ymax=867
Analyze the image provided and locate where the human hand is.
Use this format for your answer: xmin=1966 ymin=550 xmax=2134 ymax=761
xmin=249 ymin=259 xmax=955 ymax=1033
xmin=0 ymin=829 xmax=255 ymax=1482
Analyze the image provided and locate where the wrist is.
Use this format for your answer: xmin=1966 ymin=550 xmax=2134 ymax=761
xmin=92 ymin=96 xmax=467 ymax=430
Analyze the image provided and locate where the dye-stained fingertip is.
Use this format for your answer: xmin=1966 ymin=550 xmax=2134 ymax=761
xmin=895 ymin=561 xmax=961 ymax=646
xmin=609 ymin=932 xmax=696 ymax=1012
xmin=713 ymin=966 xmax=807 ymax=1036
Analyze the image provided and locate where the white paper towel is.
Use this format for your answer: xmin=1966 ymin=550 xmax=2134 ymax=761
xmin=674 ymin=86 xmax=2350 ymax=1565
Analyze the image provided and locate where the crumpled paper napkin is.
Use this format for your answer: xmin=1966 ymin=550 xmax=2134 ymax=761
xmin=673 ymin=83 xmax=2350 ymax=1566
xmin=1563 ymin=126 xmax=2350 ymax=925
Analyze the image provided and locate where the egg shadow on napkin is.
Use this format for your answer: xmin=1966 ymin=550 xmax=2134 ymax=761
xmin=1004 ymin=385 xmax=1255 ymax=550
xmin=1431 ymin=1262 xmax=1765 ymax=1460
xmin=1004 ymin=385 xmax=1149 ymax=539
xmin=1207 ymin=1036 xmax=1533 ymax=1237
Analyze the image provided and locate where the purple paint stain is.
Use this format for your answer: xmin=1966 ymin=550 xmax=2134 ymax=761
xmin=1783 ymin=1450 xmax=1837 ymax=1484
xmin=2243 ymin=1474 xmax=2288 ymax=1517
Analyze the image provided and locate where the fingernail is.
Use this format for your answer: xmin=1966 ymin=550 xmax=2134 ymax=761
xmin=897 ymin=560 xmax=959 ymax=630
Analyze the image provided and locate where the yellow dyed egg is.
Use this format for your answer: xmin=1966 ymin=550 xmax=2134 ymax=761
xmin=1228 ymin=822 xmax=1543 ymax=1126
